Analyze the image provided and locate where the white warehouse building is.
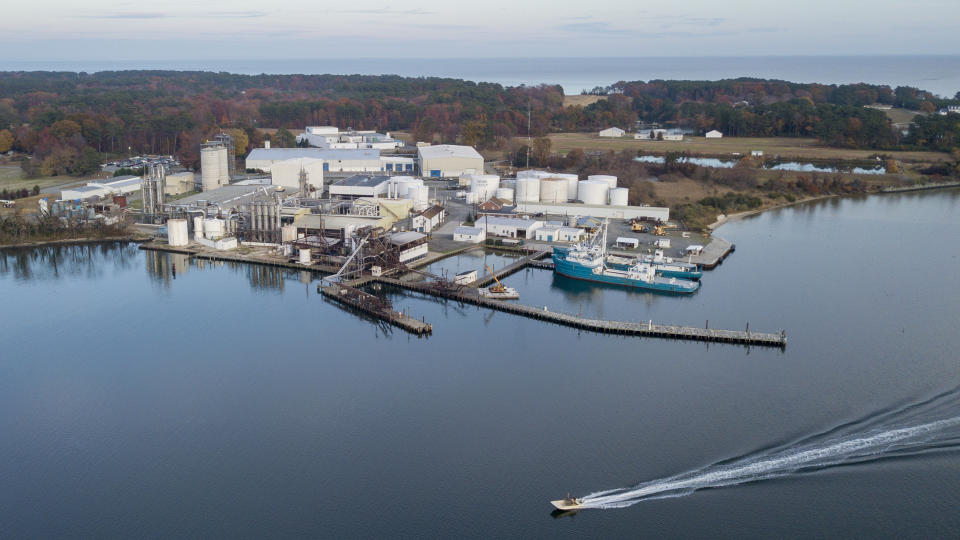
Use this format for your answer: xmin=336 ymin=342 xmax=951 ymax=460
xmin=418 ymin=145 xmax=483 ymax=178
xmin=599 ymin=127 xmax=626 ymax=137
xmin=477 ymin=216 xmax=543 ymax=239
xmin=246 ymin=148 xmax=384 ymax=173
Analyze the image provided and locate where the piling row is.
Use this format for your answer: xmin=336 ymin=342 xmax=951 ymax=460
xmin=319 ymin=283 xmax=432 ymax=336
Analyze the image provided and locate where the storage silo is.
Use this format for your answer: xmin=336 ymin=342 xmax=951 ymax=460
xmin=409 ymin=185 xmax=430 ymax=211
xmin=200 ymin=146 xmax=221 ymax=192
xmin=577 ymin=180 xmax=608 ymax=205
xmin=495 ymin=187 xmax=514 ymax=203
xmin=193 ymin=216 xmax=205 ymax=240
xmin=167 ymin=218 xmax=189 ymax=247
xmin=540 ymin=177 xmax=568 ymax=204
xmin=515 ymin=176 xmax=540 ymax=203
xmin=218 ymin=146 xmax=230 ymax=186
xmin=588 ymin=174 xmax=618 ymax=190
xmin=609 ymin=187 xmax=629 ymax=206
xmin=553 ymin=173 xmax=579 ymax=201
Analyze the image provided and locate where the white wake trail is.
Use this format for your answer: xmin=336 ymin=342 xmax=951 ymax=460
xmin=579 ymin=415 xmax=960 ymax=509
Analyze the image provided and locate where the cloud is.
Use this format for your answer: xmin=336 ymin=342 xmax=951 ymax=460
xmin=558 ymin=22 xmax=633 ymax=35
xmin=214 ymin=11 xmax=269 ymax=19
xmin=83 ymin=12 xmax=170 ymax=19
xmin=322 ymin=7 xmax=436 ymax=16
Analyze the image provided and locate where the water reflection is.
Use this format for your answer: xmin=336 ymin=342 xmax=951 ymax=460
xmin=143 ymin=250 xmax=310 ymax=293
xmin=0 ymin=242 xmax=135 ymax=282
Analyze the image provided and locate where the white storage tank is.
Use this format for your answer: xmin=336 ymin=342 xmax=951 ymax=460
xmin=515 ymin=176 xmax=540 ymax=203
xmin=200 ymin=147 xmax=220 ymax=192
xmin=553 ymin=173 xmax=579 ymax=201
xmin=218 ymin=146 xmax=230 ymax=185
xmin=299 ymin=248 xmax=311 ymax=265
xmin=469 ymin=174 xmax=500 ymax=201
xmin=577 ymin=180 xmax=608 ymax=205
xmin=465 ymin=192 xmax=478 ymax=204
xmin=495 ymin=187 xmax=514 ymax=203
xmin=391 ymin=176 xmax=416 ymax=198
xmin=409 ymin=185 xmax=430 ymax=211
xmin=588 ymin=174 xmax=618 ymax=190
xmin=609 ymin=187 xmax=629 ymax=206
xmin=540 ymin=177 xmax=568 ymax=204
xmin=203 ymin=218 xmax=226 ymax=240
xmin=167 ymin=218 xmax=189 ymax=247
xmin=193 ymin=215 xmax=205 ymax=240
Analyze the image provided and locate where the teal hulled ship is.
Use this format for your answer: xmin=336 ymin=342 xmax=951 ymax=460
xmin=552 ymin=223 xmax=700 ymax=294
xmin=607 ymin=249 xmax=703 ymax=280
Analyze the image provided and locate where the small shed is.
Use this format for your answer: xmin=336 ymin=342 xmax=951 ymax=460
xmin=705 ymin=130 xmax=723 ymax=139
xmin=453 ymin=225 xmax=486 ymax=243
xmin=685 ymin=245 xmax=704 ymax=255
xmin=615 ymin=237 xmax=639 ymax=249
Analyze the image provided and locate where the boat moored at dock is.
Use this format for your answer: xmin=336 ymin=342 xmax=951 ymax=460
xmin=552 ymin=223 xmax=700 ymax=294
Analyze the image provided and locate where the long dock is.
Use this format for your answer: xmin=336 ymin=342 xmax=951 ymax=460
xmin=376 ymin=277 xmax=785 ymax=348
xmin=319 ymin=283 xmax=432 ymax=336
xmin=140 ymin=243 xmax=342 ymax=273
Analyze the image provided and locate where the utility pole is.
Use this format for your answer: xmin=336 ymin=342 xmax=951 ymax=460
xmin=525 ymin=96 xmax=531 ymax=169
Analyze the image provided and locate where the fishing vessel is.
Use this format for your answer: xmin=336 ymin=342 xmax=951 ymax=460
xmin=550 ymin=495 xmax=585 ymax=511
xmin=552 ymin=222 xmax=700 ymax=294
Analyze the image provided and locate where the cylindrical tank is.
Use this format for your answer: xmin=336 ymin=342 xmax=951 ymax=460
xmin=588 ymin=174 xmax=618 ymax=190
xmin=515 ymin=177 xmax=540 ymax=203
xmin=609 ymin=187 xmax=629 ymax=206
xmin=540 ymin=177 xmax=568 ymax=204
xmin=553 ymin=173 xmax=579 ymax=201
xmin=299 ymin=248 xmax=311 ymax=265
xmin=409 ymin=185 xmax=429 ymax=211
xmin=203 ymin=218 xmax=225 ymax=240
xmin=495 ymin=187 xmax=514 ymax=203
xmin=392 ymin=176 xmax=415 ymax=198
xmin=218 ymin=146 xmax=230 ymax=186
xmin=577 ymin=180 xmax=608 ymax=205
xmin=465 ymin=192 xmax=478 ymax=204
xmin=200 ymin=147 xmax=220 ymax=192
xmin=469 ymin=174 xmax=500 ymax=201
xmin=193 ymin=215 xmax=204 ymax=240
xmin=167 ymin=218 xmax=189 ymax=246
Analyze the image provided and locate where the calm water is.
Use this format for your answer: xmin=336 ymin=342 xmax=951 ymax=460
xmin=3 ymin=56 xmax=959 ymax=97
xmin=1 ymin=189 xmax=959 ymax=537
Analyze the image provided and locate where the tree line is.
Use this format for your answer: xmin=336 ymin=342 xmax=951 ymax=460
xmin=0 ymin=72 xmax=956 ymax=178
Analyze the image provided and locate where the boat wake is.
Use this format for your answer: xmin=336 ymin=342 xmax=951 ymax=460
xmin=579 ymin=387 xmax=960 ymax=509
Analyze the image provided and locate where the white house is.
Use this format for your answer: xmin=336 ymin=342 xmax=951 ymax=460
xmin=705 ymin=130 xmax=724 ymax=139
xmin=599 ymin=127 xmax=626 ymax=138
xmin=453 ymin=225 xmax=485 ymax=243
xmin=534 ymin=225 xmax=585 ymax=243
xmin=477 ymin=215 xmax=543 ymax=239
xmin=411 ymin=205 xmax=445 ymax=233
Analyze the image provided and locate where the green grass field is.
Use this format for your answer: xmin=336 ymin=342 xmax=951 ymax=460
xmin=0 ymin=165 xmax=86 ymax=193
xmin=540 ymin=134 xmax=951 ymax=164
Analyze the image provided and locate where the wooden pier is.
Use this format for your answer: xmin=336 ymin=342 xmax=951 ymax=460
xmin=376 ymin=277 xmax=785 ymax=348
xmin=319 ymin=282 xmax=432 ymax=336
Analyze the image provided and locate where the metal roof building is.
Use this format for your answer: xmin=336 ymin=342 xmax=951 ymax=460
xmin=329 ymin=175 xmax=391 ymax=199
xmin=417 ymin=145 xmax=483 ymax=179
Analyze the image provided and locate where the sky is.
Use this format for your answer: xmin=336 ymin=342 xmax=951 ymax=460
xmin=1 ymin=0 xmax=958 ymax=60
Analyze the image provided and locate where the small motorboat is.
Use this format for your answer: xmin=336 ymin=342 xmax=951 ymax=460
xmin=550 ymin=495 xmax=585 ymax=511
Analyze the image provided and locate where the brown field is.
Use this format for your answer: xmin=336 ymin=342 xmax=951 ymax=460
xmin=541 ymin=133 xmax=951 ymax=163
xmin=562 ymin=95 xmax=607 ymax=108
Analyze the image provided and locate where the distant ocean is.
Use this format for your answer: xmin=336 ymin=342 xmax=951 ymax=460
xmin=3 ymin=56 xmax=959 ymax=98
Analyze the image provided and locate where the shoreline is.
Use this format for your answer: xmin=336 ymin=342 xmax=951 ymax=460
xmin=0 ymin=235 xmax=147 ymax=250
xmin=707 ymin=181 xmax=960 ymax=231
